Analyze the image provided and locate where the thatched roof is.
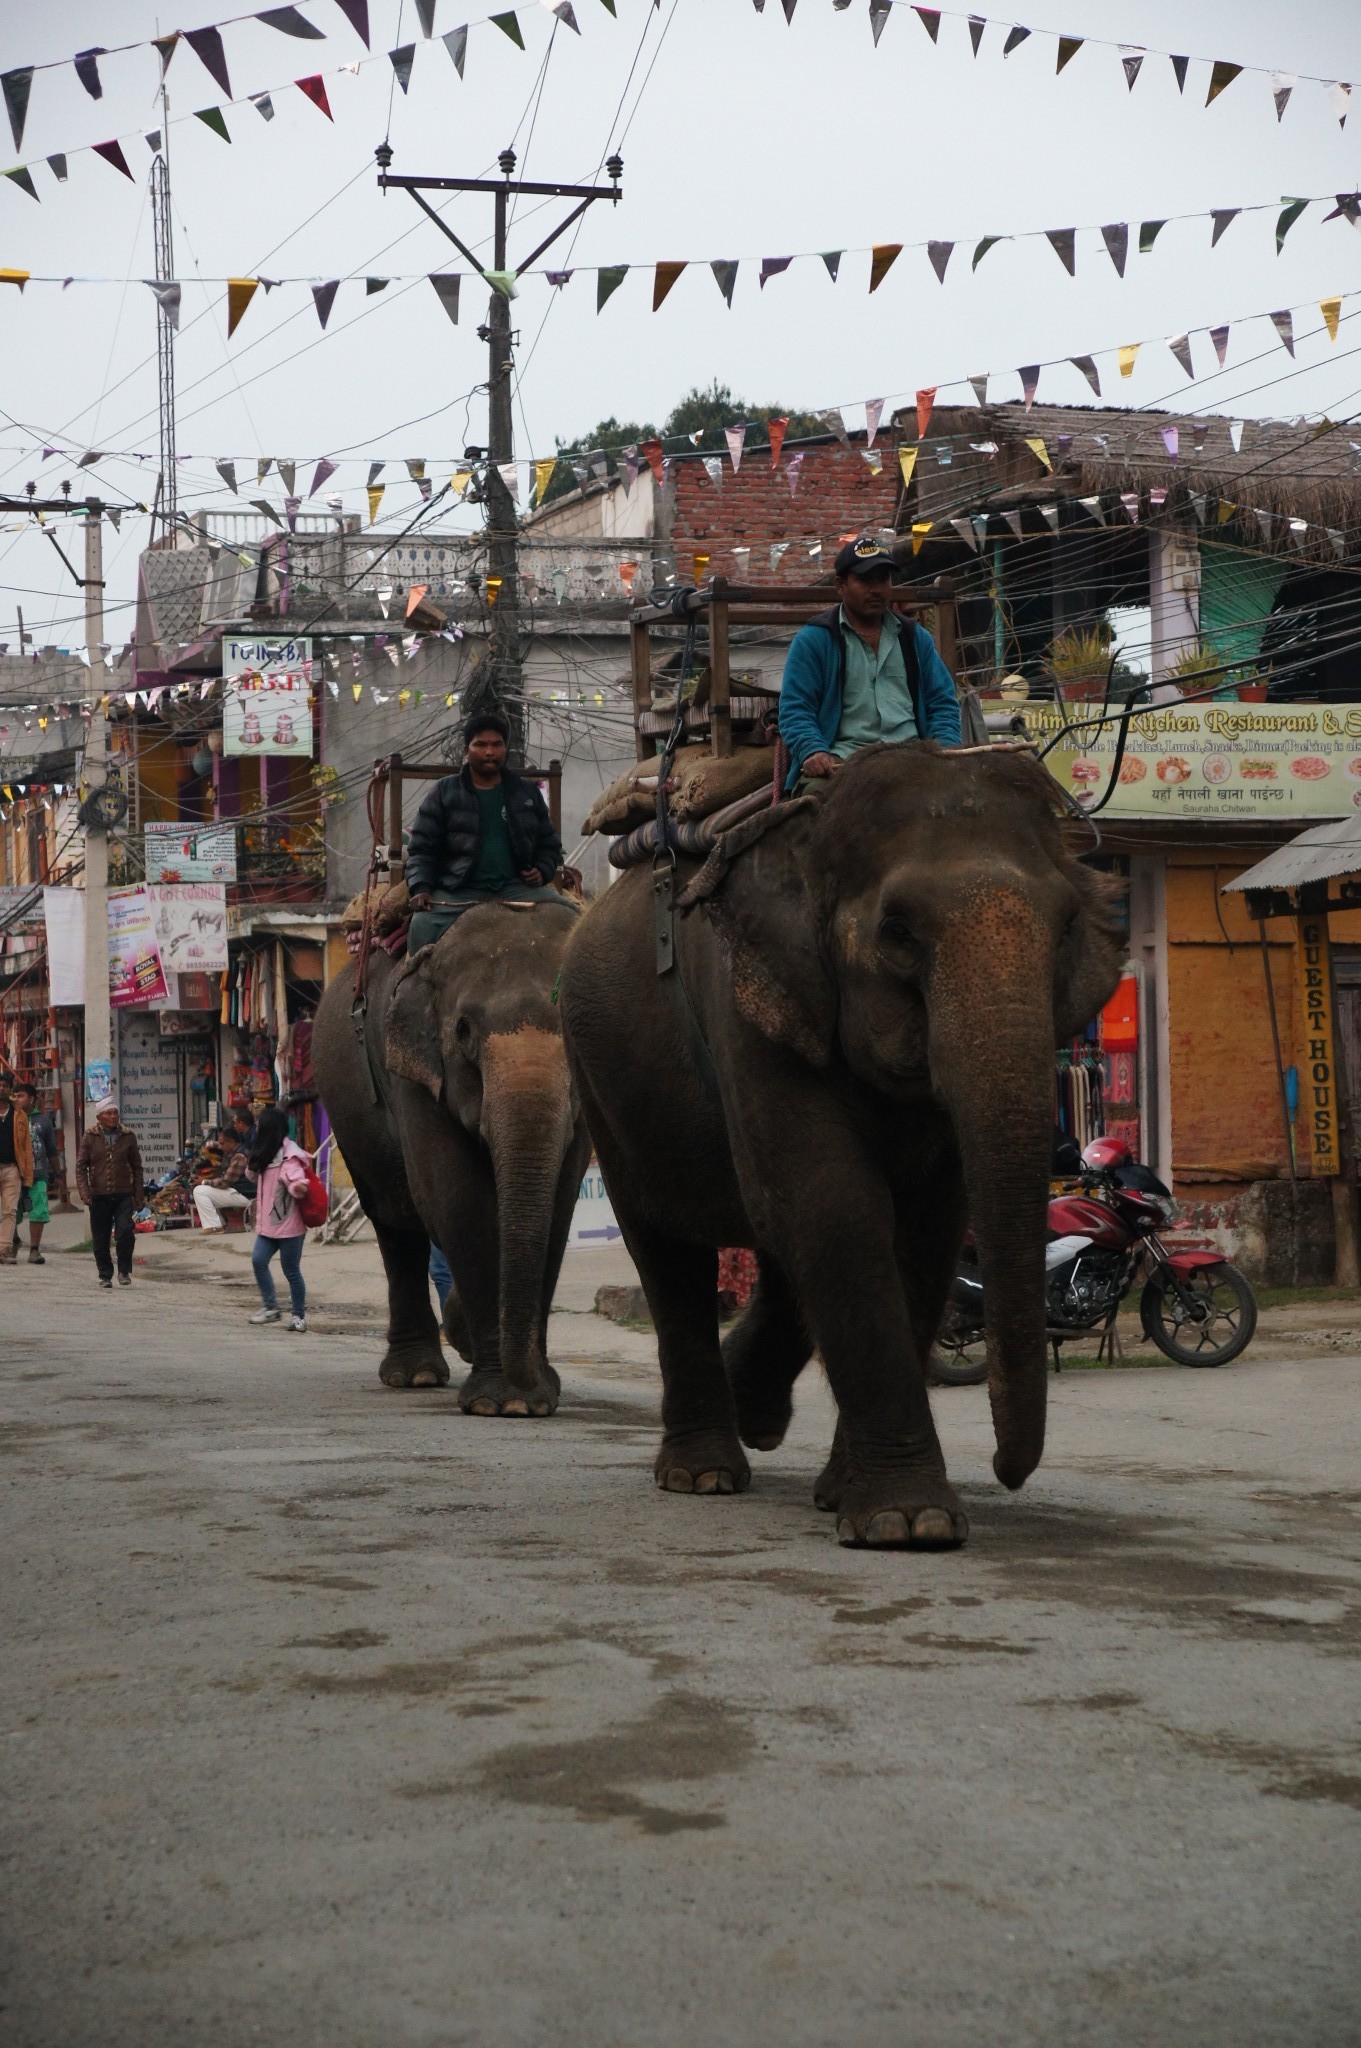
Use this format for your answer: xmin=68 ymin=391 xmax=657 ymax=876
xmin=890 ymin=401 xmax=1361 ymax=559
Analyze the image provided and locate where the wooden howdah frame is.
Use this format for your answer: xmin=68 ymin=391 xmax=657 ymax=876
xmin=627 ymin=577 xmax=961 ymax=762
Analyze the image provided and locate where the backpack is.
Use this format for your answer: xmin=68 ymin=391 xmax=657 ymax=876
xmin=295 ymin=1161 xmax=329 ymax=1228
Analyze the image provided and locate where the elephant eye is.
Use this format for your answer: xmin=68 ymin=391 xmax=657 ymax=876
xmin=880 ymin=913 xmax=916 ymax=945
xmin=454 ymin=1016 xmax=473 ymax=1044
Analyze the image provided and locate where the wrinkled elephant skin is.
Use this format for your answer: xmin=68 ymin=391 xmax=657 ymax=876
xmin=312 ymin=902 xmax=591 ymax=1413
xmin=560 ymin=744 xmax=1124 ymax=1547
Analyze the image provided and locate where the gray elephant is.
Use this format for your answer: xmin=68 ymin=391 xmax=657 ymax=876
xmin=560 ymin=744 xmax=1123 ymax=1546
xmin=312 ymin=902 xmax=591 ymax=1412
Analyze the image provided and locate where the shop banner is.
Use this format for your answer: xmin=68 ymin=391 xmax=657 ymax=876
xmin=1296 ymin=916 xmax=1340 ymax=1177
xmin=42 ymin=885 xmax=86 ymax=1005
xmin=1026 ymin=702 xmax=1361 ymax=817
xmin=144 ymin=820 xmax=237 ymax=882
xmin=117 ymin=1011 xmax=183 ymax=1179
xmin=108 ymin=885 xmax=170 ymax=1009
xmin=149 ymin=885 xmax=228 ymax=976
xmin=221 ymin=633 xmax=313 ymax=758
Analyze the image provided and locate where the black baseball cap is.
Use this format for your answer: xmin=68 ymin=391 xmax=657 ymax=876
xmin=834 ymin=536 xmax=896 ymax=579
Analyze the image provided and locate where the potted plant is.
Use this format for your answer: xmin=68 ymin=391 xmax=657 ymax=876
xmin=1048 ymin=626 xmax=1115 ymax=703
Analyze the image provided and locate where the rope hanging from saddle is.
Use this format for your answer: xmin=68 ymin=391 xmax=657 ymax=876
xmin=651 ymin=597 xmax=700 ymax=977
xmin=351 ymin=759 xmax=390 ymax=1026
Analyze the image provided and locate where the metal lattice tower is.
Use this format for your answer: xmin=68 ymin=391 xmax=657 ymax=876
xmin=150 ymin=148 xmax=176 ymax=541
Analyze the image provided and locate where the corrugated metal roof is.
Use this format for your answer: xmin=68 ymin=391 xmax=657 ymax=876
xmin=1223 ymin=818 xmax=1361 ymax=892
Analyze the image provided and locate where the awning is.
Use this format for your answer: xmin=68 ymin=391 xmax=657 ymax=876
xmin=1223 ymin=818 xmax=1361 ymax=895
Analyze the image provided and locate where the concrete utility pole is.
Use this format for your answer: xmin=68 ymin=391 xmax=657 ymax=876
xmin=375 ymin=144 xmax=622 ymax=757
xmin=81 ymin=505 xmax=112 ymax=1095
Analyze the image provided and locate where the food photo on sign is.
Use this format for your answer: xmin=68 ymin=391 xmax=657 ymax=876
xmin=1030 ymin=702 xmax=1361 ymax=814
xmin=220 ymin=635 xmax=314 ymax=759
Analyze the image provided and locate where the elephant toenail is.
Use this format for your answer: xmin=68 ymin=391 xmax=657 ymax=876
xmin=663 ymin=1468 xmax=694 ymax=1493
xmin=468 ymin=1398 xmax=499 ymax=1416
xmin=694 ymin=1471 xmax=734 ymax=1495
xmin=913 ymin=1507 xmax=966 ymax=1546
xmin=412 ymin=1371 xmax=438 ymax=1387
xmin=866 ymin=1511 xmax=911 ymax=1545
xmin=835 ymin=1517 xmax=860 ymax=1546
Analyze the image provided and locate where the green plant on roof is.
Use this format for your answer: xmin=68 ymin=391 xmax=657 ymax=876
xmin=1048 ymin=625 xmax=1113 ymax=680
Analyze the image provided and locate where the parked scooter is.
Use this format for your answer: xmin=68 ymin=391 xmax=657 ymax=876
xmin=932 ymin=1136 xmax=1258 ymax=1386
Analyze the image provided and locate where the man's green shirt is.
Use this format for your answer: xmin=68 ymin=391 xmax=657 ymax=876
xmin=831 ymin=607 xmax=919 ymax=758
xmin=469 ymin=780 xmax=518 ymax=892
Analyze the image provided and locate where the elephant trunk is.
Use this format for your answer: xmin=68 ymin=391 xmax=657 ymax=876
xmin=481 ymin=1029 xmax=574 ymax=1393
xmin=929 ymin=894 xmax=1057 ymax=1490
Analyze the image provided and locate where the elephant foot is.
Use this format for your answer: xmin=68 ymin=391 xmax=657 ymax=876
xmin=379 ymin=1343 xmax=452 ymax=1390
xmin=812 ymin=1443 xmax=853 ymax=1514
xmin=654 ymin=1430 xmax=751 ymax=1497
xmin=458 ymin=1364 xmax=561 ymax=1418
xmin=834 ymin=1470 xmax=968 ymax=1550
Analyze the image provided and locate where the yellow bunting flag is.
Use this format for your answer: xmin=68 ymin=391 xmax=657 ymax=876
xmin=485 ymin=575 xmax=502 ymax=606
xmin=869 ymin=243 xmax=903 ymax=293
xmin=1205 ymin=60 xmax=1242 ymax=105
xmin=898 ymin=445 xmax=919 ymax=489
xmin=1024 ymin=436 xmax=1053 ymax=471
xmin=910 ymin=520 xmax=933 ymax=555
xmin=653 ymin=261 xmax=686 ymax=311
xmin=534 ymin=457 xmax=555 ymax=504
xmin=367 ymin=484 xmax=384 ymax=525
xmin=1321 ymin=295 xmax=1342 ymax=343
xmin=352 ymin=683 xmax=363 ymax=701
xmin=398 ymin=689 xmax=411 ymax=708
xmin=0 ymin=268 xmax=30 ymax=290
xmin=693 ymin=552 xmax=711 ymax=581
xmin=1217 ymin=499 xmax=1237 ymax=523
xmin=1117 ymin=343 xmax=1140 ymax=379
xmin=445 ymin=693 xmax=456 ymax=708
xmin=451 ymin=468 xmax=472 ymax=498
xmin=226 ymin=276 xmax=260 ymax=338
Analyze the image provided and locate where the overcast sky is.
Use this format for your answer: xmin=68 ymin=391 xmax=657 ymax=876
xmin=1 ymin=0 xmax=1360 ymax=649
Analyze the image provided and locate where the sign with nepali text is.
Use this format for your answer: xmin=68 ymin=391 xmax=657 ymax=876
xmin=107 ymin=885 xmax=169 ymax=1010
xmin=144 ymin=820 xmax=237 ymax=883
xmin=1296 ymin=916 xmax=1340 ymax=1178
xmin=1027 ymin=702 xmax=1361 ymax=819
xmin=222 ymin=634 xmax=313 ymax=759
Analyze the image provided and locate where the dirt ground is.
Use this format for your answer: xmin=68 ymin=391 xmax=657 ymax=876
xmin=2 ymin=1217 xmax=1359 ymax=2047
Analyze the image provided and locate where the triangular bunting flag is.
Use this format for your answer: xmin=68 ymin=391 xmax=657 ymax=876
xmin=1210 ymin=324 xmax=1230 ymax=366
xmin=152 ymin=34 xmax=179 ymax=75
xmin=1255 ymin=508 xmax=1274 ymax=545
xmin=311 ymin=279 xmax=339 ymax=328
xmin=416 ymin=0 xmax=437 ymax=35
xmin=865 ymin=399 xmax=883 ymax=449
xmin=46 ymin=154 xmax=68 ymax=181
xmin=367 ymin=485 xmax=384 ymax=524
xmin=1270 ymin=310 xmax=1295 ymax=356
xmin=768 ymin=417 xmax=789 ymax=465
xmin=725 ymin=424 xmax=747 ymax=473
xmin=820 ymin=407 xmax=849 ymax=444
xmin=1024 ymin=436 xmax=1052 ymax=471
xmin=1229 ymin=421 xmax=1244 ymax=453
xmin=702 ymin=456 xmax=723 ymax=489
xmin=898 ymin=446 xmax=919 ymax=490
xmin=1070 ymin=355 xmax=1100 ymax=397
xmin=619 ymin=445 xmax=639 ymax=485
xmin=1276 ymin=198 xmax=1309 ymax=252
xmin=251 ymin=499 xmax=283 ymax=524
xmin=185 ymin=27 xmax=232 ymax=96
xmin=279 ymin=462 xmax=296 ymax=494
xmin=1119 ymin=47 xmax=1143 ymax=90
xmin=1170 ymin=54 xmax=1188 ymax=92
xmin=1210 ymin=209 xmax=1238 ymax=247
xmin=5 ymin=167 xmax=38 ymax=201
xmin=1037 ymin=504 xmax=1060 ymax=532
xmin=869 ymin=243 xmax=902 ymax=292
xmin=820 ymin=251 xmax=842 ymax=282
xmin=914 ymin=8 xmax=940 ymax=41
xmin=93 ymin=140 xmax=134 ymax=179
xmin=250 ymin=92 xmax=276 ymax=117
xmin=74 ymin=48 xmax=106 ymax=100
xmin=786 ymin=453 xmax=805 ymax=496
xmin=760 ymin=256 xmax=792 ymax=288
xmin=550 ymin=2 xmax=582 ymax=32
xmin=497 ymin=463 xmax=519 ymax=504
xmin=1046 ymin=228 xmax=1075 ymax=275
xmin=1101 ymin=223 xmax=1128 ymax=276
xmin=366 ymin=462 xmax=383 ymax=485
xmin=1003 ymin=26 xmax=1029 ymax=55
xmin=1217 ymin=500 xmax=1236 ymax=524
xmin=334 ymin=0 xmax=372 ymax=44
xmin=1056 ymin=36 xmax=1081 ymax=73
xmin=1270 ymin=72 xmax=1295 ymax=121
xmin=1139 ymin=219 xmax=1165 ymax=254
xmin=597 ymin=266 xmax=627 ymax=311
xmin=482 ymin=269 xmax=516 ymax=298
xmin=869 ymin=0 xmax=891 ymax=46
xmin=911 ymin=520 xmax=933 ymax=555
xmin=491 ymin=13 xmax=526 ymax=46
xmin=1159 ymin=427 xmax=1179 ymax=461
xmin=1188 ymin=494 xmax=1206 ymax=524
xmin=534 ymin=458 xmax=555 ymax=503
xmin=1117 ymin=343 xmax=1139 ymax=379
xmin=1019 ymin=366 xmax=1040 ymax=409
xmin=309 ymin=458 xmax=337 ymax=497
xmin=967 ymin=17 xmax=984 ymax=56
xmin=297 ymin=74 xmax=333 ymax=117
xmin=639 ymin=439 xmax=664 ymax=483
xmin=406 ymin=459 xmax=426 ymax=481
xmin=443 ymin=25 xmax=468 ymax=74
xmin=711 ymin=259 xmax=737 ymax=305
xmin=653 ymin=261 xmax=685 ymax=310
xmin=227 ymin=278 xmax=260 ymax=337
xmin=1120 ymin=493 xmax=1141 ymax=524
xmin=927 ymin=240 xmax=953 ymax=283
xmin=916 ymin=388 xmax=936 ymax=438
xmin=1079 ymin=496 xmax=1106 ymax=525
xmin=1321 ymin=296 xmax=1342 ymax=343
xmin=216 ymin=460 xmax=238 ymax=493
xmin=1206 ymin=60 xmax=1241 ymax=105
xmin=1002 ymin=510 xmax=1024 ymax=539
xmin=194 ymin=107 xmax=231 ymax=141
xmin=2 ymin=68 xmax=33 ymax=152
xmin=781 ymin=0 xmax=798 ymax=22
xmin=389 ymin=45 xmax=416 ymax=90
xmin=428 ymin=274 xmax=460 ymax=325
xmin=259 ymin=6 xmax=325 ymax=35
xmin=950 ymin=518 xmax=979 ymax=551
xmin=770 ymin=541 xmax=790 ymax=570
xmin=1168 ymin=333 xmax=1194 ymax=378
xmin=968 ymin=373 xmax=988 ymax=404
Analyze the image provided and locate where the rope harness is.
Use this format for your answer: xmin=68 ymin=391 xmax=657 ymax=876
xmin=651 ymin=595 xmax=700 ymax=977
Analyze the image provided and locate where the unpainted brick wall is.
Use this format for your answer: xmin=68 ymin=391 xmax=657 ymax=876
xmin=666 ymin=439 xmax=900 ymax=583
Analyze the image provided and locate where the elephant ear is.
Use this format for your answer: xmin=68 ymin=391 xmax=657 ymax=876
xmin=385 ymin=948 xmax=444 ymax=1100
xmin=682 ymin=797 xmax=837 ymax=1066
xmin=1054 ymin=856 xmax=1127 ymax=1042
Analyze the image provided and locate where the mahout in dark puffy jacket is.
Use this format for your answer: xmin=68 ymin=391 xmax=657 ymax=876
xmin=405 ymin=765 xmax=563 ymax=897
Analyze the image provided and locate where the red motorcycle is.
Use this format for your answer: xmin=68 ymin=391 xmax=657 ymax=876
xmin=932 ymin=1135 xmax=1258 ymax=1385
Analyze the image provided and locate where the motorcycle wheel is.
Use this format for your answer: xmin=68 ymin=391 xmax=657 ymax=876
xmin=928 ymin=1337 xmax=989 ymax=1387
xmin=1140 ymin=1262 xmax=1258 ymax=1367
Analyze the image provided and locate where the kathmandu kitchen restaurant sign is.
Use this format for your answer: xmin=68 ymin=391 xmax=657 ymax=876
xmin=1029 ymin=702 xmax=1361 ymax=817
xmin=221 ymin=635 xmax=314 ymax=758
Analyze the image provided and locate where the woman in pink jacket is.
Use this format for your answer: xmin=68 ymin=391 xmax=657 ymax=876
xmin=246 ymin=1105 xmax=311 ymax=1332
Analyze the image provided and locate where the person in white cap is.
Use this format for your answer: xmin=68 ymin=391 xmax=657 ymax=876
xmin=74 ymin=1096 xmax=144 ymax=1289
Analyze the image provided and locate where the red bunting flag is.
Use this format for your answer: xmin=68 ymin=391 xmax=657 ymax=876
xmin=639 ymin=439 xmax=664 ymax=484
xmin=92 ymin=139 xmax=134 ymax=179
xmin=915 ymin=387 xmax=936 ymax=439
xmin=297 ymin=75 xmax=333 ymax=117
xmin=768 ymin=416 xmax=788 ymax=466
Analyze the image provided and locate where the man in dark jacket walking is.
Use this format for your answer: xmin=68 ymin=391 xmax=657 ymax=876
xmin=405 ymin=710 xmax=563 ymax=951
xmin=778 ymin=536 xmax=961 ymax=787
xmin=75 ymin=1096 xmax=145 ymax=1289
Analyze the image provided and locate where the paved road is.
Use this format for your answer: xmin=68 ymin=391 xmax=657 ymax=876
xmin=3 ymin=1228 xmax=1359 ymax=2047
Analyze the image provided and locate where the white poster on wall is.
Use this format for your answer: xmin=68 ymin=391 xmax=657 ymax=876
xmin=42 ymin=887 xmax=86 ymax=1006
xmin=144 ymin=821 xmax=237 ymax=883
xmin=221 ymin=634 xmax=313 ymax=758
xmin=148 ymin=885 xmax=228 ymax=976
xmin=116 ymin=1010 xmax=182 ymax=1179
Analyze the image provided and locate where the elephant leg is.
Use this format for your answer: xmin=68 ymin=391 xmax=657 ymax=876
xmin=628 ymin=1224 xmax=750 ymax=1498
xmin=722 ymin=1251 xmax=811 ymax=1452
xmin=371 ymin=1214 xmax=449 ymax=1390
xmin=534 ymin=1131 xmax=592 ymax=1371
xmin=440 ymin=1162 xmax=542 ymax=1417
xmin=441 ymin=1284 xmax=475 ymax=1363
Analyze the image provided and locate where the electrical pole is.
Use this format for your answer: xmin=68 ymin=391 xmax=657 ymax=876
xmin=81 ymin=505 xmax=112 ymax=1097
xmin=375 ymin=144 xmax=622 ymax=758
xmin=150 ymin=107 xmax=176 ymax=544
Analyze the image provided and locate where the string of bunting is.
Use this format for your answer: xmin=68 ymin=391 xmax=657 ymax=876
xmin=0 ymin=0 xmax=610 ymax=199
xmin=771 ymin=0 xmax=1353 ymax=133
